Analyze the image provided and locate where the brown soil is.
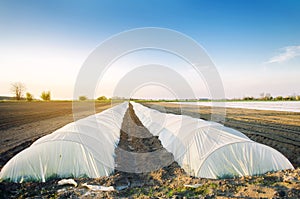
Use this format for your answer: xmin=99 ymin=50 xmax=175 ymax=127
xmin=113 ymin=103 xmax=181 ymax=191
xmin=0 ymin=101 xmax=299 ymax=198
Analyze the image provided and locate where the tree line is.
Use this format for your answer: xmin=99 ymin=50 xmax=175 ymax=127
xmin=10 ymin=82 xmax=108 ymax=102
xmin=242 ymin=92 xmax=300 ymax=101
xmin=10 ymin=82 xmax=51 ymax=101
xmin=10 ymin=82 xmax=299 ymax=102
xmin=78 ymin=95 xmax=110 ymax=101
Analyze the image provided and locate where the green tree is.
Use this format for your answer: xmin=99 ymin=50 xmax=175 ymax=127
xmin=26 ymin=92 xmax=33 ymax=102
xmin=264 ymin=93 xmax=273 ymax=100
xmin=97 ymin=96 xmax=107 ymax=101
xmin=11 ymin=82 xmax=26 ymax=100
xmin=79 ymin=96 xmax=87 ymax=101
xmin=243 ymin=96 xmax=254 ymax=101
xmin=41 ymin=91 xmax=51 ymax=101
xmin=275 ymin=96 xmax=283 ymax=101
xmin=260 ymin=93 xmax=273 ymax=101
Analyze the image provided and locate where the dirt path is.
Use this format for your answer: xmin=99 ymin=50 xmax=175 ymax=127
xmin=113 ymin=103 xmax=181 ymax=190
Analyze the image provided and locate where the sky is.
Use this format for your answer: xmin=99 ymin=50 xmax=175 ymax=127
xmin=0 ymin=0 xmax=300 ymax=99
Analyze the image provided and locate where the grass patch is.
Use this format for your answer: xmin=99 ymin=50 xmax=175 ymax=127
xmin=163 ymin=183 xmax=219 ymax=198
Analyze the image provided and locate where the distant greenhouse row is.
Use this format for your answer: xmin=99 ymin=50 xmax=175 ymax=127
xmin=173 ymin=101 xmax=300 ymax=113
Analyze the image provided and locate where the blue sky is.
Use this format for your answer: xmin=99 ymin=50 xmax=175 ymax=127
xmin=0 ymin=0 xmax=299 ymax=99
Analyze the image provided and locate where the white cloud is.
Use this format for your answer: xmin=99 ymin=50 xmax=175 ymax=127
xmin=267 ymin=45 xmax=300 ymax=64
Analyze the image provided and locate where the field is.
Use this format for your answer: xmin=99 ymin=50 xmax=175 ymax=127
xmin=0 ymin=101 xmax=299 ymax=198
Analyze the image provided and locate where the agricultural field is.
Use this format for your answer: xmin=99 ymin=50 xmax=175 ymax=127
xmin=0 ymin=101 xmax=299 ymax=198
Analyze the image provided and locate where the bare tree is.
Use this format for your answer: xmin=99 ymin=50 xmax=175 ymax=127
xmin=11 ymin=82 xmax=26 ymax=100
xmin=259 ymin=92 xmax=265 ymax=99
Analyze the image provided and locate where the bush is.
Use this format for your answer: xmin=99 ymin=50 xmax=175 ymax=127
xmin=26 ymin=92 xmax=33 ymax=101
xmin=275 ymin=96 xmax=283 ymax=101
xmin=79 ymin=96 xmax=87 ymax=101
xmin=243 ymin=96 xmax=254 ymax=101
xmin=97 ymin=96 xmax=107 ymax=101
xmin=41 ymin=91 xmax=51 ymax=101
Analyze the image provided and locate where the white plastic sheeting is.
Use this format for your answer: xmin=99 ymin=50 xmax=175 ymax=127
xmin=132 ymin=102 xmax=294 ymax=179
xmin=173 ymin=101 xmax=300 ymax=113
xmin=0 ymin=102 xmax=128 ymax=182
